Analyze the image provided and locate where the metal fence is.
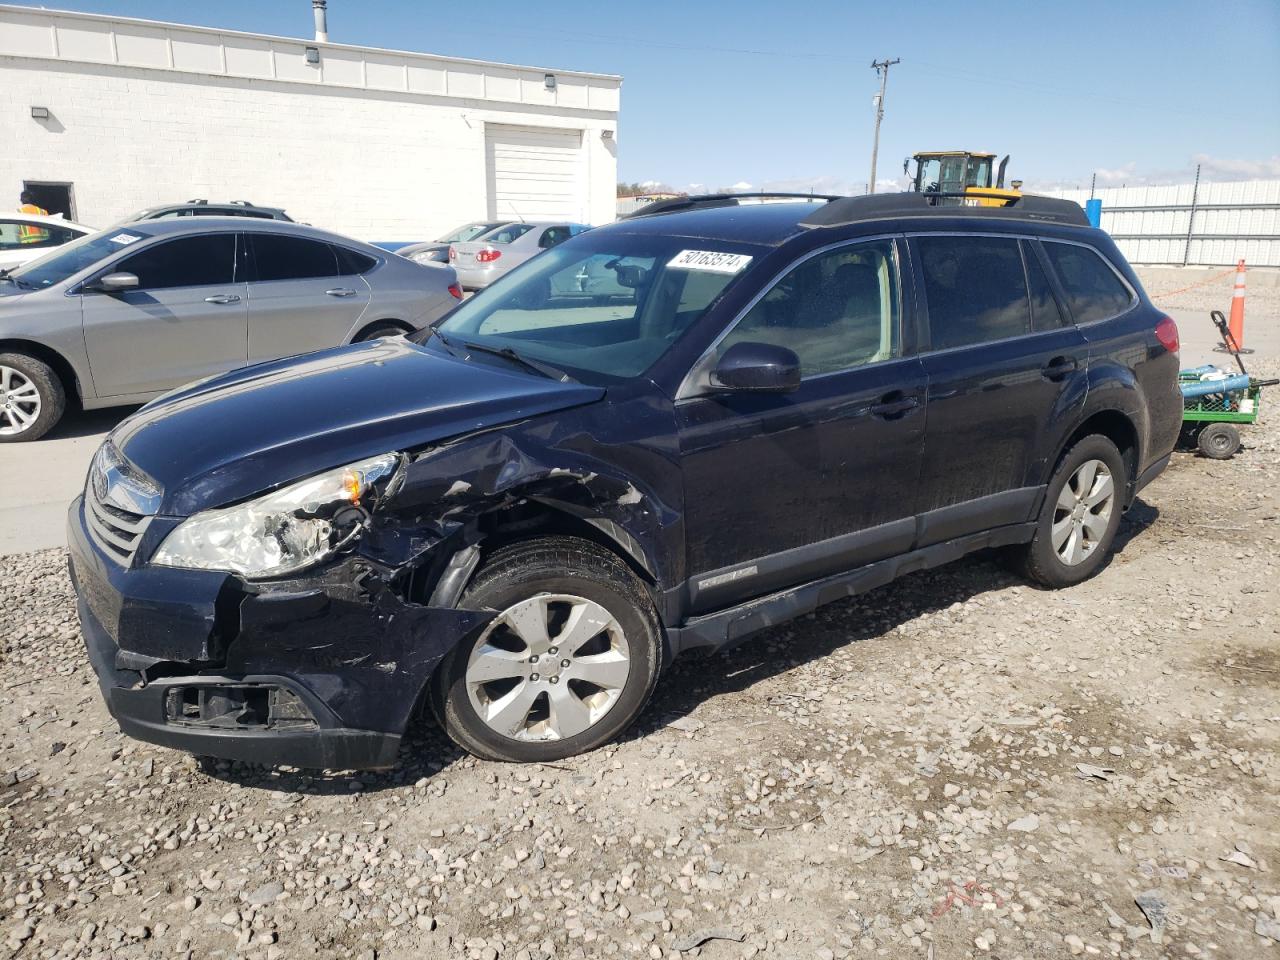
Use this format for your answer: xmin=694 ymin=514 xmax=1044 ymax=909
xmin=1046 ymin=178 xmax=1280 ymax=267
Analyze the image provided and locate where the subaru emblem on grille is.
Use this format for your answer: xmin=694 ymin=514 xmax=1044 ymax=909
xmin=88 ymin=443 xmax=163 ymax=517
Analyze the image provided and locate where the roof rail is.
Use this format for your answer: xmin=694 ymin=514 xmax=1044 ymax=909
xmin=622 ymin=192 xmax=842 ymax=219
xmin=800 ymin=191 xmax=1089 ymax=228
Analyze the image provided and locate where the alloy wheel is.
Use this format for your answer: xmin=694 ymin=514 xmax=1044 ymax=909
xmin=1051 ymin=458 xmax=1115 ymax=566
xmin=0 ymin=366 xmax=41 ymax=437
xmin=465 ymin=593 xmax=631 ymax=742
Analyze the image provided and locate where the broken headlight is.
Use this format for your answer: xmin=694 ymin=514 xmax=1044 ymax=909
xmin=152 ymin=454 xmax=401 ymax=578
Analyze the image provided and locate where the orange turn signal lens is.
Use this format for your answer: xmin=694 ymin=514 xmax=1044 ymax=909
xmin=341 ymin=469 xmax=363 ymax=504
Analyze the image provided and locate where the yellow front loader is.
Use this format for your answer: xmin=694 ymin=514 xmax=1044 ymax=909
xmin=905 ymin=151 xmax=1021 ymax=206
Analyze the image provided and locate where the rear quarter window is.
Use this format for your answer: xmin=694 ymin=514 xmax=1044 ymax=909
xmin=1043 ymin=242 xmax=1133 ymax=324
xmin=333 ymin=245 xmax=378 ymax=275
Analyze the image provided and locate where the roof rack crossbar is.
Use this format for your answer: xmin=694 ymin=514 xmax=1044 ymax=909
xmin=622 ymin=192 xmax=843 ymax=219
xmin=799 ymin=191 xmax=1089 ymax=228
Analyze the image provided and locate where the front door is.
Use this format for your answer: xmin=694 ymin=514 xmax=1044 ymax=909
xmin=245 ymin=233 xmax=371 ymax=361
xmin=80 ymin=232 xmax=247 ymax=398
xmin=678 ymin=237 xmax=926 ymax=614
xmin=911 ymin=234 xmax=1089 ymax=545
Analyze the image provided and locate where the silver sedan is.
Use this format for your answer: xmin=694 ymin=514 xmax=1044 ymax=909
xmin=450 ymin=221 xmax=589 ymax=289
xmin=0 ymin=218 xmax=461 ymax=441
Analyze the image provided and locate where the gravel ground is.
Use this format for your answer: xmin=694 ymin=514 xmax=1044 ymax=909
xmin=2 ymin=362 xmax=1278 ymax=960
xmin=1137 ymin=266 xmax=1280 ymax=319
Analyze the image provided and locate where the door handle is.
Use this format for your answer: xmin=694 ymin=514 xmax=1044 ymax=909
xmin=203 ymin=294 xmax=241 ymax=305
xmin=325 ymin=288 xmax=357 ymax=298
xmin=870 ymin=392 xmax=921 ymax=419
xmin=1042 ymin=356 xmax=1078 ymax=381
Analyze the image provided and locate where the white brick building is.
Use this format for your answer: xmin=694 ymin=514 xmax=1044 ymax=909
xmin=0 ymin=5 xmax=621 ymax=240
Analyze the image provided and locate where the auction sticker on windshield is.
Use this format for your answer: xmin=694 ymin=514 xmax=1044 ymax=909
xmin=667 ymin=250 xmax=753 ymax=274
xmin=108 ymin=233 xmax=142 ymax=245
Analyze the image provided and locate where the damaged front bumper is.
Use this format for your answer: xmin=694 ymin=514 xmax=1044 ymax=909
xmin=67 ymin=497 xmax=489 ymax=770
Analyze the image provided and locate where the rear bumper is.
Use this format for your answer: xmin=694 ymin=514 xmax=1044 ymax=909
xmin=67 ymin=496 xmax=490 ymax=770
xmin=453 ymin=265 xmax=500 ymax=289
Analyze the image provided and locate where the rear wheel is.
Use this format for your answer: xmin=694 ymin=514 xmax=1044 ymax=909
xmin=356 ymin=322 xmax=407 ymax=342
xmin=430 ymin=537 xmax=662 ymax=762
xmin=0 ymin=353 xmax=65 ymax=443
xmin=1013 ymin=435 xmax=1126 ymax=588
xmin=1196 ymin=422 xmax=1240 ymax=459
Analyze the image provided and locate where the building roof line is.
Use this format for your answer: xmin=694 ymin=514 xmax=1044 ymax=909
xmin=0 ymin=3 xmax=623 ymax=83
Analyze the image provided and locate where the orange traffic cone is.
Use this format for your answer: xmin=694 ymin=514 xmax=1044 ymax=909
xmin=1228 ymin=259 xmax=1247 ymax=351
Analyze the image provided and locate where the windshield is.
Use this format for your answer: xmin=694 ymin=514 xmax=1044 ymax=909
xmin=10 ymin=228 xmax=150 ymax=289
xmin=420 ymin=233 xmax=763 ymax=383
xmin=439 ymin=221 xmax=504 ymax=243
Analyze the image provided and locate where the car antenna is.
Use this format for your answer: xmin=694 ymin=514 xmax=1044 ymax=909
xmin=507 ymin=202 xmax=526 ymax=223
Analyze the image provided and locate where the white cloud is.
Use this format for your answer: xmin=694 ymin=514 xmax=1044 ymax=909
xmin=730 ymin=180 xmax=754 ymax=192
xmin=1192 ymin=153 xmax=1280 ymax=180
xmin=1026 ymin=155 xmax=1280 ymax=192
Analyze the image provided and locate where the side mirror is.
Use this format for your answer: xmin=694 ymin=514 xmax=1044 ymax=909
xmin=711 ymin=341 xmax=800 ymax=393
xmin=94 ymin=272 xmax=139 ymax=292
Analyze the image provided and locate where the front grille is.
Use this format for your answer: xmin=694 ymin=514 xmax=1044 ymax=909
xmin=85 ymin=485 xmax=152 ymax=566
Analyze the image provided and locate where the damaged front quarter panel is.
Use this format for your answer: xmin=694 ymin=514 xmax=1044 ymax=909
xmin=224 ymin=557 xmax=494 ymax=737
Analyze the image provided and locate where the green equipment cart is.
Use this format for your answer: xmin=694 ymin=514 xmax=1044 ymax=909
xmin=1179 ymin=310 xmax=1277 ymax=459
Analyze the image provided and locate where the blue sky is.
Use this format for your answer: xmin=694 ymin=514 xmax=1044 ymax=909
xmin=14 ymin=0 xmax=1280 ymax=192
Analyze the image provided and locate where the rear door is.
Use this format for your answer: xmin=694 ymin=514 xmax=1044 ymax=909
xmin=678 ymin=237 xmax=927 ymax=613
xmin=245 ymin=233 xmax=371 ymax=360
xmin=910 ymin=233 xmax=1088 ymax=545
xmin=80 ymin=232 xmax=247 ymax=397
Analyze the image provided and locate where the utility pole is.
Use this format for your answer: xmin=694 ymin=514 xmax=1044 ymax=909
xmin=868 ymin=58 xmax=900 ymax=195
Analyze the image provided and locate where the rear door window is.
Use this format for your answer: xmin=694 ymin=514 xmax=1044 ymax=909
xmin=538 ymin=226 xmax=572 ymax=249
xmin=251 ymin=234 xmax=339 ymax=281
xmin=1024 ymin=241 xmax=1068 ymax=331
xmin=1042 ymin=242 xmax=1133 ymax=324
xmin=116 ymin=234 xmax=237 ymax=289
xmin=917 ymin=235 xmax=1029 ymax=350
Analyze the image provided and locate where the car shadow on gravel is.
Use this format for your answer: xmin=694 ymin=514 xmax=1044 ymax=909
xmin=198 ymin=498 xmax=1160 ymax=792
xmin=632 ymin=496 xmax=1160 ymax=739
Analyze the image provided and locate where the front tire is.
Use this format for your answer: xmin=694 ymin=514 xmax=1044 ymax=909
xmin=0 ymin=353 xmax=66 ymax=442
xmin=429 ymin=537 xmax=662 ymax=762
xmin=1014 ymin=435 xmax=1126 ymax=588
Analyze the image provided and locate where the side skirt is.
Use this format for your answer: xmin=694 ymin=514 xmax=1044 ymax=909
xmin=665 ymin=522 xmax=1037 ymax=657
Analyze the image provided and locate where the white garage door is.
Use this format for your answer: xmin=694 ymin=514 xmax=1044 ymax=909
xmin=486 ymin=124 xmax=584 ymax=222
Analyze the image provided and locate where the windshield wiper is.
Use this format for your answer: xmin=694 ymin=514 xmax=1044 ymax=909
xmin=460 ymin=339 xmax=576 ymax=383
xmin=0 ymin=273 xmax=35 ymax=290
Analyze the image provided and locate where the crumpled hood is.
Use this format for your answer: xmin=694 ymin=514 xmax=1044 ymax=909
xmin=109 ymin=338 xmax=604 ymax=515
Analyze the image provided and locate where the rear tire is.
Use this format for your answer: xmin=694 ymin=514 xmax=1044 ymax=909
xmin=429 ymin=537 xmax=662 ymax=763
xmin=1196 ymin=422 xmax=1240 ymax=459
xmin=355 ymin=323 xmax=407 ymax=342
xmin=1013 ymin=435 xmax=1126 ymax=588
xmin=0 ymin=353 xmax=66 ymax=442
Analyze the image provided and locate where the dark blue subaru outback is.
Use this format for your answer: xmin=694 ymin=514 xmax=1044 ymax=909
xmin=68 ymin=192 xmax=1182 ymax=768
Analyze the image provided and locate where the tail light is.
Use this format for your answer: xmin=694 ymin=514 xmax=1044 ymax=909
xmin=448 ymin=246 xmax=456 ymax=261
xmin=1154 ymin=314 xmax=1179 ymax=354
xmin=476 ymin=249 xmax=502 ymax=264
xmin=448 ymin=282 xmax=463 ymax=300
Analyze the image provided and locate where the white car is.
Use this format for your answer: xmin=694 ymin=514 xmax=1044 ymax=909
xmin=450 ymin=221 xmax=589 ymax=289
xmin=0 ymin=213 xmax=94 ymax=272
